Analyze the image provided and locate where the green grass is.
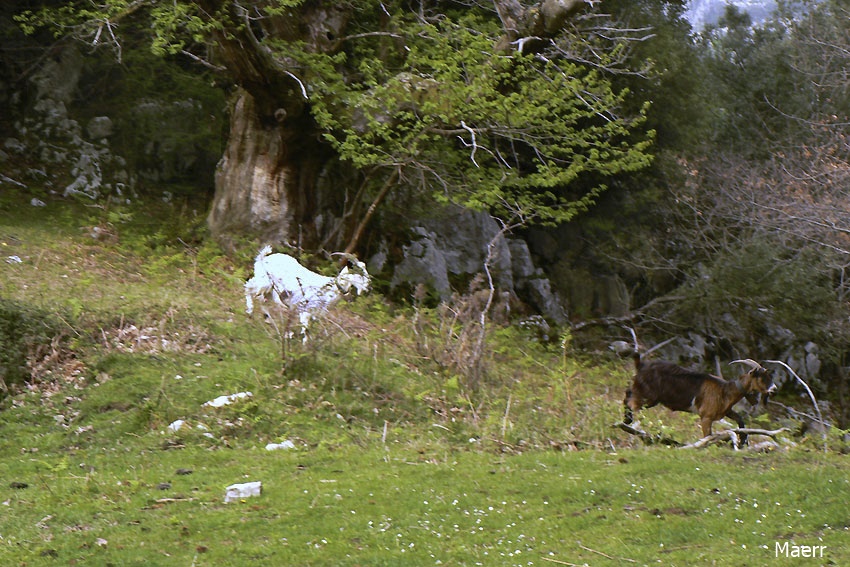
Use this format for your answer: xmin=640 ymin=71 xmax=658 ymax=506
xmin=1 ymin=191 xmax=848 ymax=566
xmin=1 ymin=445 xmax=846 ymax=565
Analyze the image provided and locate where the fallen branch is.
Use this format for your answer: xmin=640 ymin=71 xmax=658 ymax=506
xmin=578 ymin=543 xmax=637 ymax=563
xmin=617 ymin=423 xmax=789 ymax=449
xmin=0 ymin=173 xmax=27 ymax=188
xmin=541 ymin=557 xmax=582 ymax=566
xmin=680 ymin=428 xmax=789 ymax=450
xmin=142 ymin=497 xmax=196 ymax=509
xmin=615 ymin=422 xmax=681 ymax=446
xmin=616 ymin=422 xmax=647 ymax=436
xmin=660 ymin=543 xmax=708 ymax=554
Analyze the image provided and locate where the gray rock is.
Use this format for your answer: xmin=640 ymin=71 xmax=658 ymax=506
xmin=508 ymin=239 xmax=537 ymax=279
xmin=392 ymin=208 xmax=512 ymax=293
xmin=523 ymin=277 xmax=567 ymax=325
xmin=2 ymin=45 xmax=138 ymax=201
xmin=392 ymin=227 xmax=452 ymax=296
xmin=29 ymin=47 xmax=83 ymax=104
xmin=86 ymin=116 xmax=113 ymax=140
xmin=391 ymin=205 xmax=567 ymax=323
xmin=4 ymin=138 xmax=25 ymax=154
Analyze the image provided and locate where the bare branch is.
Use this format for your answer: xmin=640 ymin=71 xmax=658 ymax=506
xmin=343 ymin=168 xmax=400 ymax=255
xmin=180 ymin=49 xmax=226 ymax=72
xmin=764 ymin=359 xmax=828 ymax=450
xmin=681 ymin=428 xmax=789 ymax=450
xmin=615 ymin=422 xmax=681 ymax=446
xmin=459 ymin=121 xmax=480 ymax=167
xmin=283 ymin=70 xmax=308 ymax=99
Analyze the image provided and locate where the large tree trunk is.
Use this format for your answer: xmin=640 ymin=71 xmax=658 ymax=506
xmin=207 ymin=88 xmax=330 ymax=249
xmin=199 ymin=0 xmax=348 ymax=249
xmin=493 ymin=0 xmax=588 ymax=51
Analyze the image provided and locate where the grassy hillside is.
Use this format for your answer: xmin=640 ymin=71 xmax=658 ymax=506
xmin=0 ymin=192 xmax=847 ymax=566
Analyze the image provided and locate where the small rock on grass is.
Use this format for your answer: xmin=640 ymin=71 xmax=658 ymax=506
xmin=224 ymin=481 xmax=262 ymax=503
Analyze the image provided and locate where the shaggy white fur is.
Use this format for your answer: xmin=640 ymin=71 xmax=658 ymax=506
xmin=244 ymin=245 xmax=370 ymax=335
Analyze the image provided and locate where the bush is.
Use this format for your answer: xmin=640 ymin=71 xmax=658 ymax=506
xmin=0 ymin=298 xmax=66 ymax=392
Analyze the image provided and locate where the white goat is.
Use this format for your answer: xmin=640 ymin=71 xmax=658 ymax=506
xmin=244 ymin=245 xmax=370 ymax=338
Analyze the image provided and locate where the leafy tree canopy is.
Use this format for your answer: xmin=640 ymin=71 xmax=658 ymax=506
xmin=16 ymin=0 xmax=656 ymax=228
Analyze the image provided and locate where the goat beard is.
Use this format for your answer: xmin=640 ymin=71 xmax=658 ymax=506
xmin=744 ymin=391 xmax=769 ymax=407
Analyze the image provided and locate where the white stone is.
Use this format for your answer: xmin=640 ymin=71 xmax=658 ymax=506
xmin=224 ymin=481 xmax=262 ymax=503
xmin=203 ymin=391 xmax=252 ymax=408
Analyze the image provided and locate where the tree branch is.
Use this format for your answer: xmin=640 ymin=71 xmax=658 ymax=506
xmin=343 ymin=168 xmax=400 ymax=256
xmin=615 ymin=422 xmax=681 ymax=446
xmin=764 ymin=360 xmax=828 ymax=450
xmin=180 ymin=49 xmax=226 ymax=72
xmin=492 ymin=0 xmax=589 ymax=51
xmin=680 ymin=428 xmax=790 ymax=450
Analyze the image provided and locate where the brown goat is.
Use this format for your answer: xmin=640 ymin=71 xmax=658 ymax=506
xmin=623 ymin=354 xmax=776 ymax=441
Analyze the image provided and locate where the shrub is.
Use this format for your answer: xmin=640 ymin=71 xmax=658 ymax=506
xmin=0 ymin=298 xmax=66 ymax=392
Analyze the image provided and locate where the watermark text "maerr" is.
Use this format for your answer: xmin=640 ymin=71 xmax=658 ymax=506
xmin=775 ymin=541 xmax=826 ymax=558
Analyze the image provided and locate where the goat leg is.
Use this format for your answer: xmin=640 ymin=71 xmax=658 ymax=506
xmin=623 ymin=389 xmax=635 ymax=425
xmin=699 ymin=416 xmax=714 ymax=438
xmin=724 ymin=408 xmax=748 ymax=445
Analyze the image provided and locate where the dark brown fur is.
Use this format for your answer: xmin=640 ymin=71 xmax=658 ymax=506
xmin=623 ymin=354 xmax=775 ymax=441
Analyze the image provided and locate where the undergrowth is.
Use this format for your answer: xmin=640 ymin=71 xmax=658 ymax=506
xmin=0 ymin=298 xmax=71 ymax=390
xmin=0 ymin=191 xmax=848 ymax=565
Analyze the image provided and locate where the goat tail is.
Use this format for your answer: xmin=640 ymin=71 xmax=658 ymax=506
xmin=256 ymin=244 xmax=273 ymax=262
xmin=254 ymin=245 xmax=275 ymax=276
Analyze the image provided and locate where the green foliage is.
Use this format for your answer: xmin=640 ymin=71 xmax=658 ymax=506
xmin=307 ymin=13 xmax=655 ymax=226
xmin=147 ymin=1 xmax=219 ymax=57
xmin=14 ymin=2 xmax=129 ymax=39
xmin=262 ymin=0 xmax=308 ymax=16
xmin=664 ymin=239 xmax=838 ymax=354
xmin=16 ymin=1 xmax=219 ymax=58
xmin=605 ymin=0 xmax=711 ymax=151
xmin=696 ymin=4 xmax=802 ymax=154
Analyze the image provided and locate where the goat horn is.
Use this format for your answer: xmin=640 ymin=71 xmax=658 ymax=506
xmin=331 ymin=252 xmax=368 ymax=275
xmin=730 ymin=359 xmax=765 ymax=371
xmin=330 ymin=252 xmax=361 ymax=267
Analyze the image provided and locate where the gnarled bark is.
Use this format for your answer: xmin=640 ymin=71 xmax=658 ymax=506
xmin=207 ymin=87 xmax=334 ymax=249
xmin=207 ymin=90 xmax=294 ymax=245
xmin=201 ymin=0 xmax=347 ymax=248
xmin=493 ymin=0 xmax=588 ymax=50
